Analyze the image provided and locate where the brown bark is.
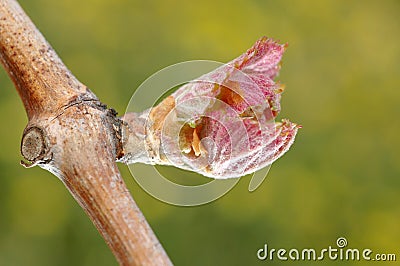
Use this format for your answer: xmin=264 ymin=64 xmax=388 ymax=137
xmin=0 ymin=0 xmax=172 ymax=265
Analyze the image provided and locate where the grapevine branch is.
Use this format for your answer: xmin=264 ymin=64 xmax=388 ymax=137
xmin=0 ymin=0 xmax=171 ymax=265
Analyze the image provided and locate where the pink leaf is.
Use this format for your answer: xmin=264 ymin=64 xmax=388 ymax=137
xmin=122 ymin=37 xmax=300 ymax=178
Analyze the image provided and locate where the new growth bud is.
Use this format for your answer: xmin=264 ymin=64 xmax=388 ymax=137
xmin=121 ymin=37 xmax=300 ymax=178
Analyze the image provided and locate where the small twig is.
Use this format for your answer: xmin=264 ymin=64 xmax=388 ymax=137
xmin=0 ymin=0 xmax=171 ymax=265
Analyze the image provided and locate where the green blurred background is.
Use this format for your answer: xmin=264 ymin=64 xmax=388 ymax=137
xmin=0 ymin=0 xmax=399 ymax=265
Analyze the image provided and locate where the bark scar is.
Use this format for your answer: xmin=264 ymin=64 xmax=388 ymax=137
xmin=20 ymin=126 xmax=52 ymax=167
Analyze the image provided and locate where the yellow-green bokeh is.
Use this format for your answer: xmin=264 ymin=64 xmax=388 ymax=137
xmin=0 ymin=0 xmax=399 ymax=265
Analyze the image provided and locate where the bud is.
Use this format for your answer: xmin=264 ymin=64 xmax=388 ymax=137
xmin=121 ymin=37 xmax=300 ymax=178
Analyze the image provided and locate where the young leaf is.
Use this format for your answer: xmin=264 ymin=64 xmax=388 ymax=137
xmin=121 ymin=37 xmax=300 ymax=178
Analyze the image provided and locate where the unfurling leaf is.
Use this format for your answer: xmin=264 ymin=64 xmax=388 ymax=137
xmin=121 ymin=37 xmax=300 ymax=178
